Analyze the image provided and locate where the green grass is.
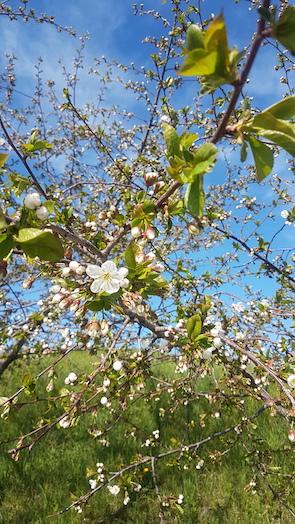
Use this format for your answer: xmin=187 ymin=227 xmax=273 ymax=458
xmin=1 ymin=354 xmax=295 ymax=523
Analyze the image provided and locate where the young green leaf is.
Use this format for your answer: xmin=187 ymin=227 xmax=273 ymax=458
xmin=0 ymin=153 xmax=9 ymax=168
xmin=184 ymin=175 xmax=205 ymax=217
xmin=271 ymin=6 xmax=295 ymax=56
xmin=0 ymin=233 xmax=14 ymax=258
xmin=251 ymin=112 xmax=295 ymax=157
xmin=240 ymin=140 xmax=248 ymax=162
xmin=259 ymin=96 xmax=295 ymax=120
xmin=246 ymin=135 xmax=274 ymax=181
xmin=163 ymin=124 xmax=181 ymax=159
xmin=186 ymin=314 xmax=202 ymax=340
xmin=186 ymin=24 xmax=204 ymax=52
xmin=14 ymin=228 xmax=64 ymax=262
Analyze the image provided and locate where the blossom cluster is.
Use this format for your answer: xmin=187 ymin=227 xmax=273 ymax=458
xmin=24 ymin=192 xmax=50 ymax=221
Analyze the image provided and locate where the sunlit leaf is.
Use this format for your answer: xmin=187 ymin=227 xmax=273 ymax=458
xmin=163 ymin=123 xmax=181 ymax=158
xmin=186 ymin=314 xmax=202 ymax=340
xmin=246 ymin=135 xmax=274 ymax=181
xmin=271 ymin=6 xmax=295 ymax=56
xmin=186 ymin=24 xmax=204 ymax=51
xmin=0 ymin=233 xmax=14 ymax=258
xmin=184 ymin=175 xmax=204 ymax=217
xmin=14 ymin=228 xmax=64 ymax=262
xmin=0 ymin=153 xmax=9 ymax=168
xmin=259 ymin=96 xmax=295 ymax=120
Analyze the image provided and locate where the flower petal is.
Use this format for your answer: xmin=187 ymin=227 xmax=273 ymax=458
xmin=90 ymin=279 xmax=103 ymax=294
xmin=86 ymin=264 xmax=103 ymax=278
xmin=101 ymin=280 xmax=121 ymax=294
xmin=101 ymin=260 xmax=117 ymax=274
xmin=118 ymin=267 xmax=129 ymax=278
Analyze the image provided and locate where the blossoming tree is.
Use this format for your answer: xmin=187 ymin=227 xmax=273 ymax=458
xmin=1 ymin=0 xmax=295 ymax=519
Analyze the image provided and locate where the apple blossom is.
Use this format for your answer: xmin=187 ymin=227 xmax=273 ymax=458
xmin=202 ymin=348 xmax=214 ymax=359
xmin=86 ymin=261 xmax=128 ymax=294
xmin=131 ymin=226 xmax=141 ymax=238
xmin=113 ymin=360 xmax=122 ymax=371
xmin=108 ymin=485 xmax=120 ymax=495
xmin=69 ymin=260 xmax=80 ymax=271
xmin=281 ymin=210 xmax=289 ymax=219
xmin=145 ymin=227 xmax=156 ymax=240
xmin=89 ymin=479 xmax=97 ymax=490
xmin=36 ymin=205 xmax=50 ymax=221
xmin=23 ymin=192 xmax=41 ymax=210
xmin=64 ymin=372 xmax=77 ymax=385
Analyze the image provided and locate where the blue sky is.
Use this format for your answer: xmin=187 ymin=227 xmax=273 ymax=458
xmin=0 ymin=0 xmax=295 ymax=307
xmin=0 ymin=0 xmax=290 ymax=108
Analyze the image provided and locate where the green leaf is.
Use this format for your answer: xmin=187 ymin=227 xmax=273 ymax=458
xmin=0 ymin=153 xmax=9 ymax=168
xmin=178 ymin=49 xmax=218 ymax=76
xmin=251 ymin=112 xmax=295 ymax=157
xmin=259 ymin=96 xmax=295 ymax=120
xmin=271 ymin=6 xmax=295 ymax=56
xmin=0 ymin=210 xmax=10 ymax=232
xmin=42 ymin=200 xmax=55 ymax=213
xmin=86 ymin=292 xmax=123 ymax=313
xmin=7 ymin=172 xmax=30 ymax=196
xmin=240 ymin=140 xmax=248 ymax=162
xmin=184 ymin=176 xmax=205 ymax=217
xmin=124 ymin=242 xmax=137 ymax=272
xmin=203 ymin=13 xmax=228 ymax=53
xmin=257 ymin=7 xmax=272 ymax=23
xmin=14 ymin=228 xmax=64 ymax=262
xmin=186 ymin=24 xmax=204 ymax=51
xmin=22 ymin=140 xmax=53 ymax=154
xmin=192 ymin=143 xmax=218 ymax=173
xmin=179 ymin=131 xmax=199 ymax=150
xmin=186 ymin=314 xmax=202 ymax=340
xmin=178 ymin=12 xmax=240 ymax=91
xmin=163 ymin=124 xmax=181 ymax=159
xmin=246 ymin=135 xmax=274 ymax=181
xmin=0 ymin=234 xmax=14 ymax=258
xmin=142 ymin=199 xmax=155 ymax=214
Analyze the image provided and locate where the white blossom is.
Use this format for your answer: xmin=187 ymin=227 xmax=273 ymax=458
xmin=281 ymin=210 xmax=289 ymax=219
xmin=287 ymin=374 xmax=295 ymax=389
xmin=108 ymin=485 xmax=120 ymax=495
xmin=64 ymin=372 xmax=77 ymax=385
xmin=113 ymin=360 xmax=122 ymax=371
xmin=131 ymin=226 xmax=141 ymax=238
xmin=202 ymin=348 xmax=214 ymax=359
xmin=36 ymin=205 xmax=50 ymax=221
xmin=24 ymin=192 xmax=41 ymax=210
xmin=86 ymin=261 xmax=128 ymax=295
xmin=89 ymin=479 xmax=97 ymax=490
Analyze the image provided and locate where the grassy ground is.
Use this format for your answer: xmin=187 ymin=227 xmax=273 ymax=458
xmin=0 ymin=353 xmax=295 ymax=523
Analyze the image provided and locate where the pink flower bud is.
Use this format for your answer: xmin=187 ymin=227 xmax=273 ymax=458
xmin=145 ymin=227 xmax=156 ymax=240
xmin=135 ymin=251 xmax=145 ymax=264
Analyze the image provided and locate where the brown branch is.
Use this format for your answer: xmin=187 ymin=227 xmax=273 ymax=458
xmin=210 ymin=1 xmax=271 ymax=144
xmin=50 ymin=223 xmax=105 ymax=263
xmin=0 ymin=114 xmax=48 ymax=198
xmin=212 ymin=224 xmax=295 ymax=287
